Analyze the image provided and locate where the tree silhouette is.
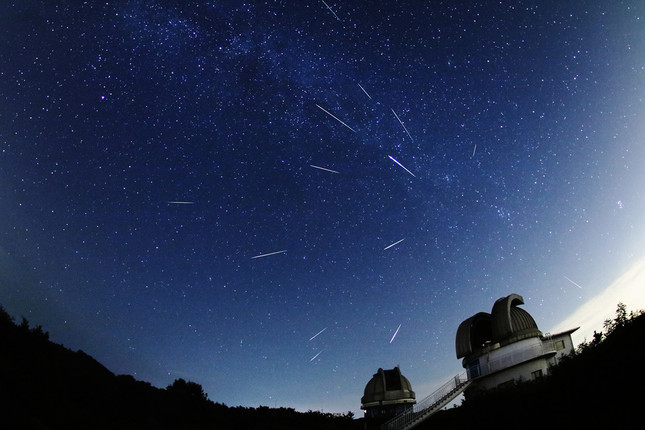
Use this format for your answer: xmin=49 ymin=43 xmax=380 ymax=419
xmin=0 ymin=305 xmax=14 ymax=325
xmin=578 ymin=302 xmax=644 ymax=353
xmin=2 ymin=302 xmax=365 ymax=430
xmin=166 ymin=378 xmax=208 ymax=402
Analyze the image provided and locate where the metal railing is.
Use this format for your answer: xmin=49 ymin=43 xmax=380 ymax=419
xmin=381 ymin=372 xmax=469 ymax=430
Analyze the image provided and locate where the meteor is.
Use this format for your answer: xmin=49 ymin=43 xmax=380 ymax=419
xmin=310 ymin=165 xmax=340 ymax=174
xmin=310 ymin=350 xmax=324 ymax=361
xmin=358 ymin=83 xmax=372 ymax=99
xmin=388 ymin=155 xmax=416 ymax=178
xmin=167 ymin=201 xmax=195 ymax=204
xmin=563 ymin=275 xmax=583 ymax=289
xmin=472 ymin=144 xmax=477 ymax=157
xmin=251 ymin=250 xmax=287 ymax=259
xmin=390 ymin=324 xmax=402 ymax=343
xmin=384 ymin=238 xmax=405 ymax=250
xmin=321 ymin=0 xmax=341 ymax=22
xmin=391 ymin=108 xmax=414 ymax=142
xmin=316 ymin=104 xmax=356 ymax=133
xmin=309 ymin=327 xmax=327 ymax=341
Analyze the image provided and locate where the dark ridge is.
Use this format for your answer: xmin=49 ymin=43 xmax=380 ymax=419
xmin=2 ymin=304 xmax=642 ymax=429
xmin=0 ymin=305 xmax=360 ymax=430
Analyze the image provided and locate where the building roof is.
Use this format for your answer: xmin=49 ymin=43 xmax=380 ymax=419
xmin=361 ymin=367 xmax=416 ymax=409
xmin=456 ymin=293 xmax=543 ymax=359
xmin=547 ymin=327 xmax=580 ymax=338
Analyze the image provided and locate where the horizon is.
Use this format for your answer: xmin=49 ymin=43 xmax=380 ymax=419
xmin=3 ymin=260 xmax=643 ymax=416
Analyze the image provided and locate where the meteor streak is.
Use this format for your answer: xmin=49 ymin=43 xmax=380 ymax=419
xmin=167 ymin=201 xmax=195 ymax=204
xmin=388 ymin=155 xmax=416 ymax=178
xmin=391 ymin=108 xmax=414 ymax=142
xmin=310 ymin=350 xmax=324 ymax=361
xmin=310 ymin=165 xmax=340 ymax=174
xmin=390 ymin=324 xmax=402 ymax=343
xmin=251 ymin=250 xmax=287 ymax=259
xmin=563 ymin=275 xmax=584 ymax=289
xmin=309 ymin=327 xmax=327 ymax=341
xmin=472 ymin=144 xmax=477 ymax=157
xmin=358 ymin=83 xmax=372 ymax=99
xmin=321 ymin=0 xmax=342 ymax=22
xmin=384 ymin=238 xmax=405 ymax=250
xmin=316 ymin=104 xmax=356 ymax=133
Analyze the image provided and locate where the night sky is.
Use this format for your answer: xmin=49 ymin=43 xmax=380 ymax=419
xmin=2 ymin=0 xmax=644 ymax=415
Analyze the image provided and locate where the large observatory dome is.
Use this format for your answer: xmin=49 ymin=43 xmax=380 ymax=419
xmin=456 ymin=294 xmax=542 ymax=359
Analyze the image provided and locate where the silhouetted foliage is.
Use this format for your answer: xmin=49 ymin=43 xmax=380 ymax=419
xmin=576 ymin=302 xmax=643 ymax=353
xmin=0 ymin=305 xmax=14 ymax=325
xmin=19 ymin=315 xmax=30 ymax=330
xmin=5 ymin=312 xmax=50 ymax=341
xmin=167 ymin=377 xmax=208 ymax=402
xmin=7 ymin=301 xmax=641 ymax=430
xmin=0 ymin=303 xmax=362 ymax=430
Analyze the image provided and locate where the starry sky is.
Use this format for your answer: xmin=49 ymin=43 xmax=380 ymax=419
xmin=1 ymin=0 xmax=644 ymax=416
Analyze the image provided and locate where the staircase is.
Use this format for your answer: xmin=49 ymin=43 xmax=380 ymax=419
xmin=381 ymin=372 xmax=471 ymax=430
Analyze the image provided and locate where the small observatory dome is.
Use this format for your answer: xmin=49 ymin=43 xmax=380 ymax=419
xmin=361 ymin=367 xmax=416 ymax=419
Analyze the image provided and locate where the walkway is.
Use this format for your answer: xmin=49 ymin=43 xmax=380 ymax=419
xmin=381 ymin=372 xmax=471 ymax=430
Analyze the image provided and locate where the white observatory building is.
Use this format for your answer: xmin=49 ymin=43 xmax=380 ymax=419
xmin=455 ymin=293 xmax=578 ymax=396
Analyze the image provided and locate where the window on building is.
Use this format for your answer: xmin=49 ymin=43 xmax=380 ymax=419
xmin=555 ymin=340 xmax=565 ymax=350
xmin=531 ymin=369 xmax=543 ymax=380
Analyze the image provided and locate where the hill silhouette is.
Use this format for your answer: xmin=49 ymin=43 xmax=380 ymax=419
xmin=2 ymin=304 xmax=643 ymax=429
xmin=0 ymin=306 xmax=360 ymax=430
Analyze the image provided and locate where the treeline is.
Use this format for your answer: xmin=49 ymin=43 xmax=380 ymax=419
xmin=423 ymin=303 xmax=645 ymax=429
xmin=4 ymin=302 xmax=643 ymax=429
xmin=0 ymin=305 xmax=360 ymax=430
